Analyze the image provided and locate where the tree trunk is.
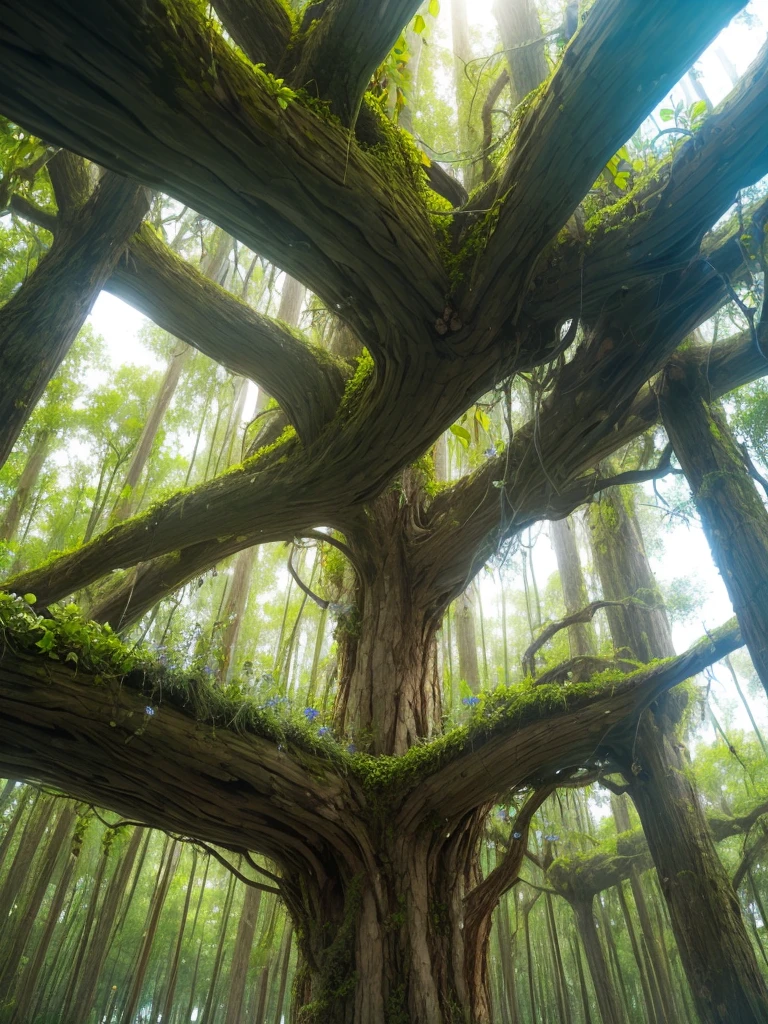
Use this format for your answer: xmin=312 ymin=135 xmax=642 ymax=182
xmin=0 ymin=428 xmax=52 ymax=543
xmin=662 ymin=379 xmax=768 ymax=696
xmin=9 ymin=822 xmax=78 ymax=1023
xmin=0 ymin=168 xmax=148 ymax=468
xmin=68 ymin=825 xmax=144 ymax=1022
xmin=120 ymin=838 xmax=181 ymax=1024
xmin=334 ymin=491 xmax=442 ymax=755
xmin=111 ymin=341 xmax=193 ymax=522
xmin=493 ymin=0 xmax=549 ymax=106
xmin=0 ymin=802 xmax=76 ymax=997
xmin=225 ymin=883 xmax=262 ymax=1024
xmin=571 ymin=898 xmax=624 ymax=1024
xmin=590 ymin=486 xmax=768 ymax=1023
xmin=550 ymin=517 xmax=598 ymax=658
xmin=456 ymin=586 xmax=482 ymax=693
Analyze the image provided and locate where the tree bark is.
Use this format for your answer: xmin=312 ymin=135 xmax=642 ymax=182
xmin=550 ymin=517 xmax=598 ymax=658
xmin=589 ymin=487 xmax=768 ymax=1023
xmin=225 ymin=883 xmax=261 ymax=1024
xmin=662 ymin=375 xmax=768 ymax=696
xmin=571 ymin=898 xmax=624 ymax=1024
xmin=455 ymin=586 xmax=482 ymax=693
xmin=493 ymin=0 xmax=549 ymax=106
xmin=0 ymin=168 xmax=148 ymax=467
xmin=334 ymin=492 xmax=442 ymax=755
xmin=0 ymin=428 xmax=52 ymax=543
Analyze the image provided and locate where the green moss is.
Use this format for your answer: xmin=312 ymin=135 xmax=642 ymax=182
xmin=336 ymin=350 xmax=375 ymax=423
xmin=296 ymin=878 xmax=362 ymax=1023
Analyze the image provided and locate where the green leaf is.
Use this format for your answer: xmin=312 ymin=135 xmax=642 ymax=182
xmin=659 ymin=108 xmax=674 ymax=122
xmin=23 ymin=593 xmax=36 ymax=605
xmin=413 ymin=14 xmax=426 ymax=33
xmin=474 ymin=408 xmax=491 ymax=432
xmin=689 ymin=99 xmax=707 ymax=122
xmin=450 ymin=424 xmax=471 ymax=448
xmin=429 ymin=0 xmax=440 ymax=15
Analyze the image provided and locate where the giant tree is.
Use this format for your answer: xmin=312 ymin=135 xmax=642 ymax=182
xmin=1 ymin=1 xmax=768 ymax=1021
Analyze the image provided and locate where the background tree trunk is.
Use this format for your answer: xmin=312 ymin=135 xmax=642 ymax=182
xmin=589 ymin=486 xmax=768 ymax=1023
xmin=663 ymin=381 xmax=768 ymax=695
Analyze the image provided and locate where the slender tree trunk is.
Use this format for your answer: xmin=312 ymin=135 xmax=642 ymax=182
xmin=9 ymin=825 xmax=78 ymax=1023
xmin=590 ymin=486 xmax=768 ymax=1023
xmin=120 ymin=839 xmax=181 ymax=1024
xmin=571 ymin=898 xmax=624 ymax=1024
xmin=0 ymin=792 xmax=52 ymax=924
xmin=272 ymin=919 xmax=293 ymax=1024
xmin=69 ymin=825 xmax=144 ymax=1021
xmin=493 ymin=0 xmax=549 ymax=106
xmin=662 ymin=378 xmax=768 ymax=696
xmin=550 ymin=517 xmax=598 ymax=658
xmin=111 ymin=342 xmax=193 ymax=522
xmin=0 ymin=786 xmax=32 ymax=873
xmin=456 ymin=586 xmax=482 ymax=693
xmin=200 ymin=867 xmax=237 ymax=1024
xmin=0 ymin=802 xmax=76 ymax=997
xmin=225 ymin=884 xmax=262 ymax=1024
xmin=0 ymin=427 xmax=52 ymax=542
xmin=159 ymin=847 xmax=198 ymax=1023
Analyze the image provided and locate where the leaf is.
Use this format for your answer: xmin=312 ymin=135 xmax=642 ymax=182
xmin=414 ymin=14 xmax=426 ymax=33
xmin=23 ymin=592 xmax=36 ymax=605
xmin=420 ymin=150 xmax=432 ymax=167
xmin=474 ymin=408 xmax=491 ymax=432
xmin=450 ymin=424 xmax=471 ymax=448
xmin=614 ymin=171 xmax=630 ymax=190
xmin=659 ymin=108 xmax=674 ymax=122
xmin=689 ymin=99 xmax=707 ymax=122
xmin=429 ymin=0 xmax=440 ymax=15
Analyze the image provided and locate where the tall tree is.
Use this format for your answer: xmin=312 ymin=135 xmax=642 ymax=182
xmin=0 ymin=2 xmax=767 ymax=1021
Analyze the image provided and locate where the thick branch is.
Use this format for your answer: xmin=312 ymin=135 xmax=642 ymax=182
xmin=528 ymin=38 xmax=768 ymax=326
xmin=0 ymin=171 xmax=149 ymax=467
xmin=7 ymin=199 xmax=344 ymax=440
xmin=212 ymin=0 xmax=293 ymax=69
xmin=109 ymin=225 xmax=346 ymax=441
xmin=0 ymin=647 xmax=364 ymax=873
xmin=286 ymin=0 xmax=424 ymax=124
xmin=0 ymin=0 xmax=446 ymax=341
xmin=401 ymin=620 xmax=743 ymax=823
xmin=466 ymin=0 xmax=747 ymax=324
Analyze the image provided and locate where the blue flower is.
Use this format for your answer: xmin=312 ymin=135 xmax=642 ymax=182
xmin=265 ymin=697 xmax=280 ymax=709
xmin=347 ymin=744 xmax=357 ymax=754
xmin=545 ymin=834 xmax=560 ymax=843
xmin=484 ymin=447 xmax=498 ymax=458
xmin=317 ymin=727 xmax=330 ymax=737
xmin=304 ymin=707 xmax=320 ymax=722
xmin=462 ymin=695 xmax=481 ymax=707
xmin=144 ymin=706 xmax=155 ymax=716
xmin=203 ymin=666 xmax=213 ymax=675
xmin=513 ymin=831 xmax=522 ymax=840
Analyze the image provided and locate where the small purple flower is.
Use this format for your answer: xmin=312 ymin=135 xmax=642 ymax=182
xmin=484 ymin=447 xmax=498 ymax=458
xmin=265 ymin=697 xmax=280 ymax=709
xmin=347 ymin=744 xmax=357 ymax=754
xmin=462 ymin=695 xmax=481 ymax=708
xmin=317 ymin=727 xmax=330 ymax=737
xmin=497 ymin=809 xmax=508 ymax=821
xmin=545 ymin=834 xmax=560 ymax=843
xmin=304 ymin=707 xmax=320 ymax=722
xmin=203 ymin=666 xmax=213 ymax=675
